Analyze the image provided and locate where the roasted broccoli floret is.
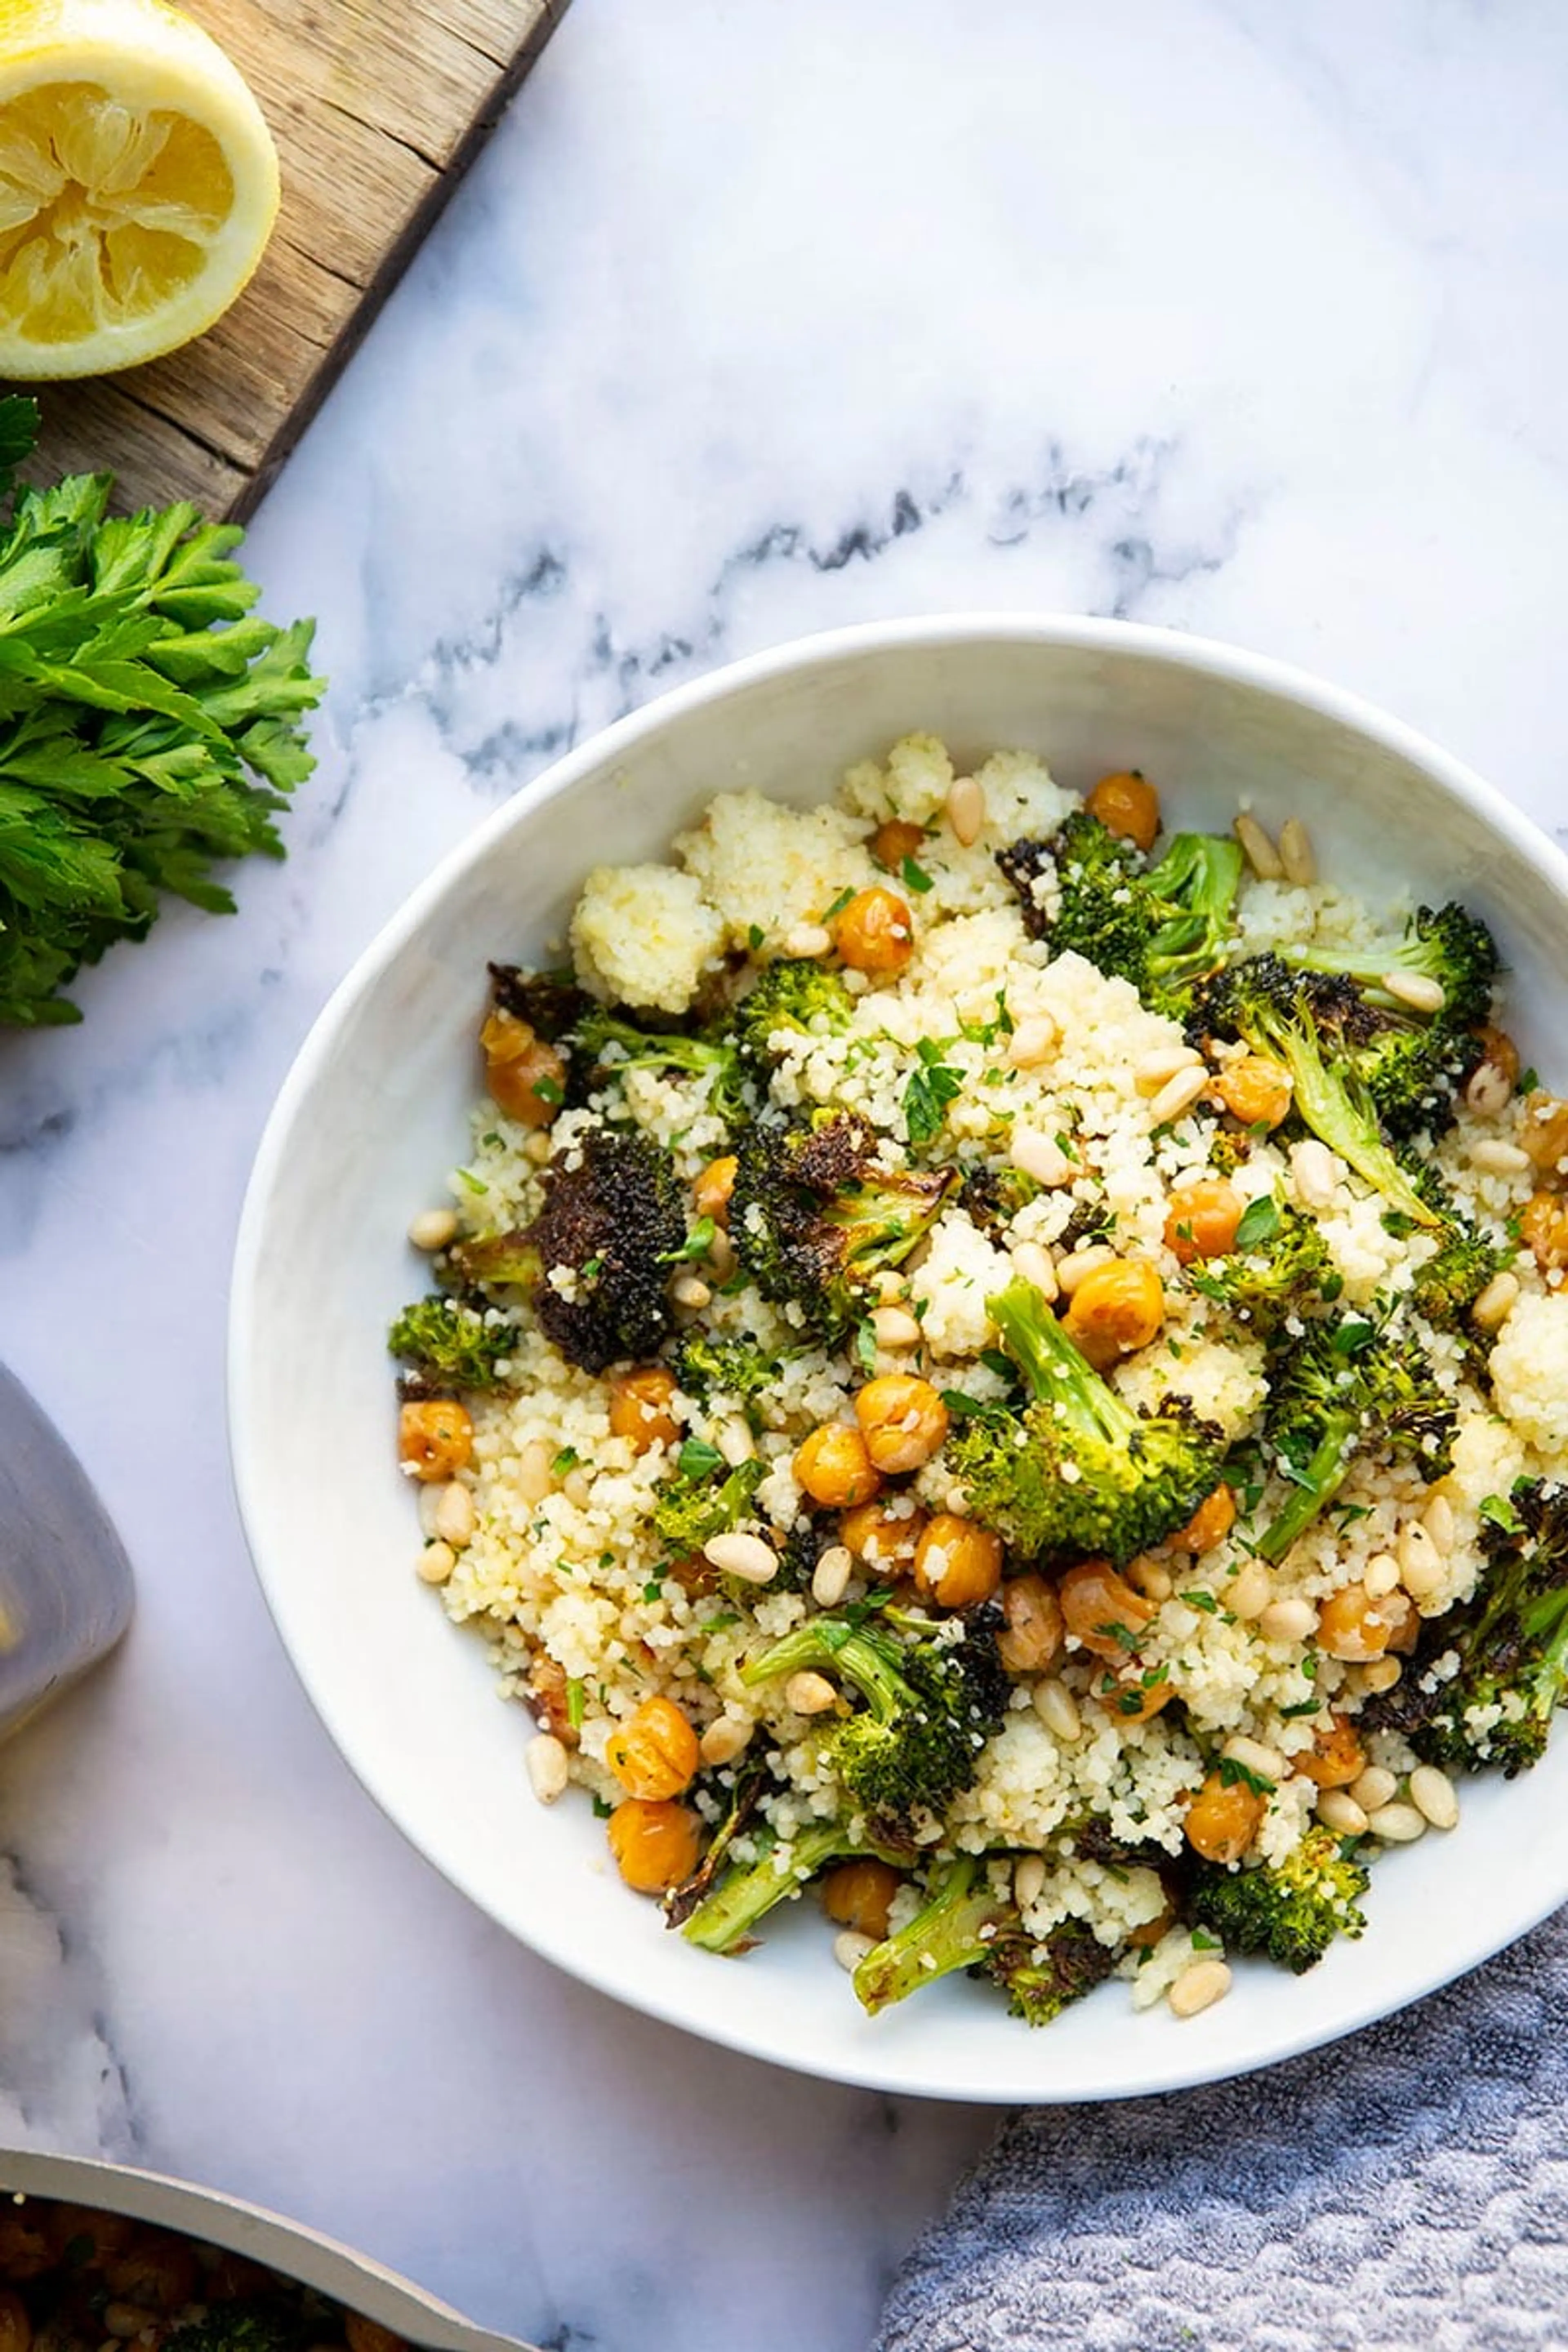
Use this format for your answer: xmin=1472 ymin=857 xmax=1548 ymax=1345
xmin=740 ymin=1604 xmax=1008 ymax=1840
xmin=450 ymin=1128 xmax=686 ymax=1374
xmin=670 ymin=1330 xmax=779 ymax=1403
xmin=730 ymin=1110 xmax=955 ymax=1339
xmin=487 ymin=960 xmax=594 ymax=1041
xmin=998 ymin=815 xmax=1241 ymax=1018
xmin=571 ymin=1002 xmax=751 ymax=1125
xmin=1256 ymin=1314 xmax=1456 ymax=1563
xmin=1411 ymin=1218 xmax=1512 ymax=1336
xmin=1289 ymin=901 xmax=1499 ymax=1032
xmin=1194 ymin=954 xmax=1441 ymax=1229
xmin=1141 ymin=830 xmax=1245 ymax=1017
xmin=851 ymin=1853 xmax=1116 ymax=2024
xmin=1187 ymin=1823 xmax=1369 ymax=1973
xmin=1187 ymin=1201 xmax=1337 ymax=1340
xmin=945 ymin=1275 xmax=1225 ymax=1566
xmin=680 ymin=1816 xmax=882 ymax=1953
xmin=958 ymin=1162 xmax=1042 ymax=1241
xmin=729 ymin=958 xmax=854 ymax=1066
xmin=1352 ymin=1014 xmax=1483 ymax=1143
xmin=651 ymin=1446 xmax=766 ymax=1551
xmin=387 ymin=1295 xmax=517 ymax=1393
xmin=164 ymin=2302 xmax=320 ymax=2352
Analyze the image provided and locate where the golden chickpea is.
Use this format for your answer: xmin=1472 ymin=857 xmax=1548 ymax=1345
xmin=693 ymin=1153 xmax=739 ymax=1225
xmin=1212 ymin=1056 xmax=1293 ymax=1130
xmin=1170 ymin=1483 xmax=1236 ymax=1555
xmin=1095 ymin=1665 xmax=1176 ymax=1724
xmin=1086 ymin=768 xmax=1160 ymax=852
xmin=608 ymin=1365 xmax=682 ymax=1453
xmin=666 ymin=1552 xmax=720 ymax=1598
xmin=1523 ymin=1189 xmax=1568 ymax=1275
xmin=997 ymin=1572 xmax=1065 ymax=1675
xmin=1059 ymin=1558 xmax=1156 ymax=1659
xmin=1061 ymin=1259 xmax=1165 ymax=1368
xmin=871 ymin=818 xmax=927 ymax=874
xmin=345 ymin=2321 xmax=409 ymax=2352
xmin=1522 ymin=1091 xmax=1568 ymax=1177
xmin=605 ymin=1695 xmax=701 ymax=1801
xmin=1292 ymin=1711 xmax=1365 ymax=1791
xmin=1316 ymin=1581 xmax=1416 ymax=1662
xmin=854 ymin=1374 xmax=950 ymax=1473
xmin=1474 ymin=1022 xmax=1521 ymax=1088
xmin=0 ymin=2293 xmax=30 ymax=2352
xmin=913 ymin=1513 xmax=1003 ymax=1610
xmin=479 ymin=1007 xmax=566 ymax=1128
xmin=1163 ymin=1179 xmax=1244 ymax=1265
xmin=840 ymin=1497 xmax=927 ymax=1575
xmin=795 ymin=1422 xmax=883 ymax=1508
xmin=398 ymin=1398 xmax=473 ymax=1481
xmin=820 ymin=1856 xmax=903 ymax=1942
xmin=831 ymin=885 xmax=915 ymax=976
xmin=1184 ymin=1771 xmax=1265 ymax=1864
xmin=608 ymin=1797 xmax=703 ymax=1893
xmin=528 ymin=1653 xmax=579 ymax=1747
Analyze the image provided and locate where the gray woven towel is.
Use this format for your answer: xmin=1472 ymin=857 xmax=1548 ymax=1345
xmin=875 ymin=1906 xmax=1568 ymax=2352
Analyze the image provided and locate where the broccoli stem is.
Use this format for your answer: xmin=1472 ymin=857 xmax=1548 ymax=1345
xmin=1257 ymin=1417 xmax=1359 ymax=1563
xmin=740 ymin=1615 xmax=906 ymax=1722
xmin=987 ymin=1276 xmax=1131 ymax=1441
xmin=851 ymin=1854 xmax=1002 ymax=2013
xmin=1272 ymin=1016 xmax=1441 ymax=1229
xmin=682 ymin=1818 xmax=860 ymax=1953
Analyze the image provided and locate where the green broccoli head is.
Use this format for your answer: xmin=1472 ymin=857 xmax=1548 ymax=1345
xmin=997 ymin=816 xmax=1241 ymax=1020
xmin=729 ymin=958 xmax=855 ymax=1066
xmin=387 ymin=1294 xmax=518 ymax=1394
xmin=1352 ymin=1016 xmax=1483 ymax=1143
xmin=1187 ymin=1200 xmax=1337 ymax=1341
xmin=1412 ymin=1223 xmax=1512 ymax=1336
xmin=1141 ymin=831 xmax=1245 ymax=1018
xmin=651 ymin=1440 xmax=766 ymax=1552
xmin=570 ymin=1002 xmax=751 ymax=1126
xmin=1187 ymin=1823 xmax=1369 ymax=1973
xmin=1257 ymin=1314 xmax=1456 ymax=1563
xmin=1289 ymin=901 xmax=1499 ymax=1032
xmin=850 ymin=1852 xmax=1116 ymax=2024
xmin=670 ymin=1330 xmax=779 ymax=1404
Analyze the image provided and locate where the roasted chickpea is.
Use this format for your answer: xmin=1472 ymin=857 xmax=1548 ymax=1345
xmin=795 ymin=1422 xmax=882 ymax=1508
xmin=1163 ymin=1179 xmax=1244 ymax=1265
xmin=607 ymin=1797 xmax=703 ymax=1893
xmin=820 ymin=1856 xmax=903 ymax=1942
xmin=1475 ymin=1022 xmax=1521 ymax=1089
xmin=528 ymin=1653 xmax=579 ymax=1747
xmin=1058 ymin=1558 xmax=1156 ymax=1658
xmin=1170 ymin=1483 xmax=1236 ymax=1555
xmin=606 ymin=1695 xmax=701 ymax=1800
xmin=1522 ymin=1091 xmax=1568 ymax=1178
xmin=1292 ymin=1711 xmax=1365 ymax=1791
xmin=1086 ymin=768 xmax=1160 ymax=851
xmin=871 ymin=818 xmax=927 ymax=874
xmin=479 ymin=1007 xmax=566 ymax=1127
xmin=1316 ymin=1581 xmax=1414 ymax=1662
xmin=1094 ymin=1665 xmax=1176 ymax=1724
xmin=840 ymin=1496 xmax=927 ymax=1575
xmin=912 ymin=1512 xmax=1004 ymax=1609
xmin=608 ymin=1365 xmax=682 ymax=1453
xmin=1212 ymin=1056 xmax=1293 ymax=1130
xmin=1061 ymin=1258 xmax=1165 ymax=1368
xmin=1523 ymin=1189 xmax=1568 ymax=1275
xmin=997 ymin=1572 xmax=1065 ymax=1675
xmin=854 ymin=1373 xmax=950 ymax=1474
xmin=666 ymin=1552 xmax=720 ymax=1598
xmin=1184 ymin=1771 xmax=1265 ymax=1864
xmin=693 ymin=1153 xmax=739 ymax=1225
xmin=398 ymin=1398 xmax=472 ymax=1481
xmin=831 ymin=885 xmax=915 ymax=976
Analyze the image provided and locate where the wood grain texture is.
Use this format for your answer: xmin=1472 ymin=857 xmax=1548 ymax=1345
xmin=14 ymin=0 xmax=566 ymax=518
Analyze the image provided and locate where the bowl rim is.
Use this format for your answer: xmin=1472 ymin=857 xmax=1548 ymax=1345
xmin=229 ymin=610 xmax=1568 ymax=2101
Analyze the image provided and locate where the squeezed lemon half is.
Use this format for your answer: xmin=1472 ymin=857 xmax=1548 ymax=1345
xmin=0 ymin=0 xmax=279 ymax=379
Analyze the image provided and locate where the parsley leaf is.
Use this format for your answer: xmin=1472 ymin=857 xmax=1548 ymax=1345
xmin=904 ymin=1036 xmax=962 ymax=1143
xmin=1233 ymin=1193 xmax=1280 ymax=1250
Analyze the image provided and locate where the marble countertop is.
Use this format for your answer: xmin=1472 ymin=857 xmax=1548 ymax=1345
xmin=4 ymin=4 xmax=1568 ymax=2347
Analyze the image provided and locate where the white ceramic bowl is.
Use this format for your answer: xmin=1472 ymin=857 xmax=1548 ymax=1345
xmin=230 ymin=615 xmax=1568 ymax=2103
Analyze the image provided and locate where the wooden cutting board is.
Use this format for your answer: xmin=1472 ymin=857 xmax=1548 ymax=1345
xmin=16 ymin=0 xmax=566 ymax=519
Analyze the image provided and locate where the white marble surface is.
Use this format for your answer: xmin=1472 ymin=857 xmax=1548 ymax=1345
xmin=4 ymin=2 xmax=1568 ymax=2345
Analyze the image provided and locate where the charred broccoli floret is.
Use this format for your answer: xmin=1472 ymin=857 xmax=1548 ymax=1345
xmin=945 ymin=1275 xmax=1225 ymax=1566
xmin=1411 ymin=1218 xmax=1512 ymax=1337
xmin=730 ymin=1110 xmax=955 ymax=1339
xmin=851 ymin=1853 xmax=1116 ymax=2023
xmin=729 ymin=958 xmax=854 ymax=1066
xmin=740 ymin=1604 xmax=1008 ymax=1840
xmin=570 ymin=1002 xmax=751 ymax=1125
xmin=1256 ymin=1313 xmax=1455 ymax=1563
xmin=387 ymin=1295 xmax=517 ymax=1393
xmin=487 ymin=961 xmax=594 ymax=1042
xmin=1352 ymin=1015 xmax=1483 ymax=1143
xmin=1187 ymin=1823 xmax=1370 ymax=1973
xmin=450 ymin=1128 xmax=686 ymax=1374
xmin=1194 ymin=955 xmax=1441 ymax=1229
xmin=651 ymin=1443 xmax=766 ymax=1551
xmin=1289 ymin=901 xmax=1499 ymax=1032
xmin=670 ymin=1330 xmax=779 ymax=1403
xmin=1187 ymin=1200 xmax=1337 ymax=1340
xmin=679 ymin=1815 xmax=887 ymax=1954
xmin=959 ymin=1162 xmax=1042 ymax=1242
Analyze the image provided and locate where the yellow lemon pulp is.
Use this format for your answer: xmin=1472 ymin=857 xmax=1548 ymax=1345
xmin=0 ymin=0 xmax=279 ymax=378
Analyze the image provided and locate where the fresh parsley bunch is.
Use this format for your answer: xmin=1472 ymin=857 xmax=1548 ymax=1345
xmin=0 ymin=396 xmax=325 ymax=1025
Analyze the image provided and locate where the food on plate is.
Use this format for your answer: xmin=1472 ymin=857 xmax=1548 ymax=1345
xmin=0 ymin=2193 xmax=410 ymax=2352
xmin=0 ymin=397 xmax=323 ymax=1027
xmin=390 ymin=730 xmax=1568 ymax=2030
xmin=0 ymin=0 xmax=279 ymax=379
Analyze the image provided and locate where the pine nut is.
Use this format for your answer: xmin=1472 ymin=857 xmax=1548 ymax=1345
xmin=1421 ymin=1493 xmax=1456 ymax=1554
xmin=1148 ymin=1065 xmax=1210 ymax=1126
xmin=1223 ymin=1733 xmax=1285 ymax=1783
xmin=562 ymin=1468 xmax=592 ymax=1508
xmin=1228 ymin=1559 xmax=1274 ymax=1620
xmin=1408 ymin=1764 xmax=1459 ymax=1830
xmin=1397 ymin=1521 xmax=1446 ymax=1601
xmin=784 ymin=921 xmax=833 ymax=959
xmin=526 ymin=1733 xmax=570 ymax=1804
xmin=515 ymin=1438 xmax=555 ymax=1506
xmin=1468 ymin=1138 xmax=1530 ymax=1175
xmin=417 ymin=1540 xmax=457 ymax=1586
xmin=1465 ymin=1061 xmax=1514 ymax=1116
xmin=947 ymin=773 xmax=986 ymax=846
xmin=1364 ymin=1551 xmax=1401 ymax=1599
xmin=1011 ymin=1240 xmax=1059 ymax=1301
xmin=700 ymin=1715 xmax=753 ymax=1767
xmin=833 ymin=1928 xmax=877 ymax=1972
xmin=1316 ymin=1788 xmax=1369 ymax=1836
xmin=703 ymin=1531 xmax=779 ymax=1584
xmin=1355 ymin=1657 xmax=1402 ymax=1695
xmin=408 ymin=1207 xmax=459 ymax=1251
xmin=1007 ymin=1013 xmax=1059 ymax=1069
xmin=1276 ymin=817 xmax=1316 ymax=885
xmin=1290 ymin=1138 xmax=1339 ymax=1209
xmin=523 ymin=1130 xmax=553 ymax=1165
xmin=1011 ymin=1127 xmax=1074 ymax=1186
xmin=715 ymin=1417 xmax=757 ymax=1466
xmin=1135 ymin=1044 xmax=1203 ymax=1094
xmin=1258 ymin=1596 xmax=1316 ymax=1644
xmin=873 ymin=1305 xmax=922 ymax=1349
xmin=1351 ymin=1765 xmax=1397 ymax=1812
xmin=1472 ymin=1270 xmax=1520 ymax=1331
xmin=416 ymin=1482 xmax=446 ymax=1539
xmin=1169 ymin=1958 xmax=1232 ymax=2018
xmin=673 ymin=1273 xmax=713 ymax=1309
xmin=434 ymin=1482 xmax=476 ymax=1548
xmin=1382 ymin=970 xmax=1446 ymax=1014
xmin=1013 ymin=1853 xmax=1047 ymax=1911
xmin=811 ymin=1544 xmax=853 ymax=1608
xmin=1127 ymin=1556 xmax=1174 ymax=1603
xmin=1057 ymin=1244 xmax=1117 ymax=1296
xmin=708 ymin=1226 xmax=737 ymax=1281
xmin=1234 ymin=811 xmax=1283 ymax=879
xmin=1033 ymin=1678 xmax=1082 ymax=1742
xmin=1366 ymin=1800 xmax=1426 ymax=1844
xmin=785 ymin=1670 xmax=839 ymax=1715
